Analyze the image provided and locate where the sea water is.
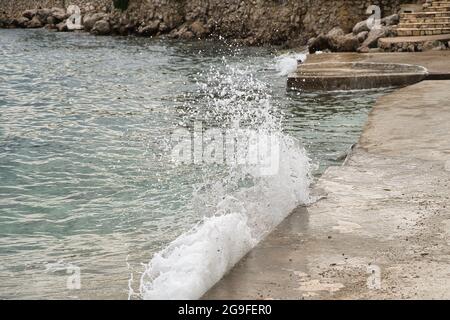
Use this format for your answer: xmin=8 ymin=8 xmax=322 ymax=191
xmin=0 ymin=29 xmax=388 ymax=299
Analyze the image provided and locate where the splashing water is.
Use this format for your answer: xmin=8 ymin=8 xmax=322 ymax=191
xmin=274 ymin=52 xmax=307 ymax=76
xmin=1 ymin=31 xmax=387 ymax=299
xmin=138 ymin=60 xmax=312 ymax=300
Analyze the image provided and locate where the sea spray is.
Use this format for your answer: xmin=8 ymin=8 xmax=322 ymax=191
xmin=139 ymin=59 xmax=312 ymax=300
xmin=274 ymin=52 xmax=307 ymax=76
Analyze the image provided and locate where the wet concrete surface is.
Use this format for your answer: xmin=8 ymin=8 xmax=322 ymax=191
xmin=204 ymin=80 xmax=450 ymax=299
xmin=305 ymin=51 xmax=450 ymax=78
xmin=288 ymin=51 xmax=450 ymax=90
xmin=288 ymin=62 xmax=428 ymax=91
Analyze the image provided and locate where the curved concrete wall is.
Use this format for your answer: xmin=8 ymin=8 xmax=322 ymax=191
xmin=287 ymin=62 xmax=429 ymax=90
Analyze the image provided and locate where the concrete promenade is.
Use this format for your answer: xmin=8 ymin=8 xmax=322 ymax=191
xmin=305 ymin=51 xmax=450 ymax=77
xmin=288 ymin=51 xmax=450 ymax=90
xmin=204 ymin=79 xmax=450 ymax=299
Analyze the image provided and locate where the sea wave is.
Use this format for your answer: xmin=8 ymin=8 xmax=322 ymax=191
xmin=138 ymin=58 xmax=311 ymax=300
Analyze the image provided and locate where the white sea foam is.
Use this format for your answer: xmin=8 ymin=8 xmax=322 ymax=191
xmin=275 ymin=52 xmax=307 ymax=76
xmin=139 ymin=212 xmax=254 ymax=300
xmin=139 ymin=60 xmax=312 ymax=300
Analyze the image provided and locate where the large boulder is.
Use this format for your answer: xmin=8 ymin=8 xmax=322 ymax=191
xmin=358 ymin=26 xmax=392 ymax=52
xmin=353 ymin=14 xmax=398 ymax=38
xmin=123 ymin=23 xmax=137 ymax=35
xmin=55 ymin=21 xmax=68 ymax=32
xmin=51 ymin=7 xmax=67 ymax=22
xmin=45 ymin=23 xmax=57 ymax=31
xmin=137 ymin=20 xmax=160 ymax=36
xmin=22 ymin=9 xmax=37 ymax=20
xmin=158 ymin=22 xmax=170 ymax=33
xmin=356 ymin=31 xmax=369 ymax=43
xmin=308 ymin=34 xmax=330 ymax=53
xmin=82 ymin=14 xmax=94 ymax=31
xmin=169 ymin=24 xmax=195 ymax=39
xmin=16 ymin=17 xmax=30 ymax=28
xmin=327 ymin=26 xmax=345 ymax=39
xmin=179 ymin=30 xmax=194 ymax=39
xmin=83 ymin=13 xmax=107 ymax=31
xmin=381 ymin=14 xmax=399 ymax=27
xmin=91 ymin=20 xmax=111 ymax=35
xmin=46 ymin=16 xmax=56 ymax=25
xmin=327 ymin=28 xmax=359 ymax=52
xmin=353 ymin=20 xmax=370 ymax=35
xmin=27 ymin=16 xmax=43 ymax=28
xmin=336 ymin=33 xmax=360 ymax=52
xmin=309 ymin=26 xmax=369 ymax=53
xmin=36 ymin=8 xmax=52 ymax=23
xmin=83 ymin=12 xmax=107 ymax=31
xmin=190 ymin=20 xmax=208 ymax=37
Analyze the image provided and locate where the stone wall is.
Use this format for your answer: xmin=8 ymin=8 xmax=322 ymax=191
xmin=0 ymin=0 xmax=415 ymax=46
xmin=0 ymin=1 xmax=109 ymax=15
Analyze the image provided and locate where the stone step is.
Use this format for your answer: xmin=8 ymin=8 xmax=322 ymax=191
xmin=402 ymin=17 xmax=450 ymax=24
xmin=426 ymin=5 xmax=450 ymax=12
xmin=379 ymin=33 xmax=450 ymax=52
xmin=399 ymin=22 xmax=450 ymax=28
xmin=401 ymin=12 xmax=450 ymax=19
xmin=379 ymin=34 xmax=450 ymax=45
xmin=396 ymin=27 xmax=450 ymax=36
xmin=431 ymin=1 xmax=450 ymax=6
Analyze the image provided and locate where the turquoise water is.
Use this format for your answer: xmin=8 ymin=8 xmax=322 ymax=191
xmin=0 ymin=29 xmax=388 ymax=299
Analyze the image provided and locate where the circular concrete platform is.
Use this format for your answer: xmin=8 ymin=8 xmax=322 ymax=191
xmin=287 ymin=62 xmax=429 ymax=91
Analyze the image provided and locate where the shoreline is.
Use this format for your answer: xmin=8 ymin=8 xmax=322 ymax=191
xmin=2 ymin=22 xmax=449 ymax=299
xmin=204 ymin=53 xmax=450 ymax=299
xmin=0 ymin=1 xmax=406 ymax=48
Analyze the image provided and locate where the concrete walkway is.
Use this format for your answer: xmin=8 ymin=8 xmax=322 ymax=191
xmin=305 ymin=51 xmax=450 ymax=77
xmin=288 ymin=51 xmax=450 ymax=90
xmin=204 ymin=80 xmax=450 ymax=299
xmin=379 ymin=34 xmax=450 ymax=44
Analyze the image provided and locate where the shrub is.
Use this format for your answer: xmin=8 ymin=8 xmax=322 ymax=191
xmin=113 ymin=0 xmax=129 ymax=11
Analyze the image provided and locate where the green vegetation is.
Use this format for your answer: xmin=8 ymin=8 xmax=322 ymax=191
xmin=113 ymin=0 xmax=129 ymax=11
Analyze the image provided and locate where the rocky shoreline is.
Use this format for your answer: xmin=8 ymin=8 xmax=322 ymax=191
xmin=0 ymin=0 xmax=413 ymax=47
xmin=307 ymin=0 xmax=450 ymax=53
xmin=0 ymin=3 xmax=296 ymax=45
xmin=308 ymin=14 xmax=400 ymax=53
xmin=0 ymin=5 xmax=171 ymax=37
xmin=1 ymin=0 xmax=448 ymax=51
